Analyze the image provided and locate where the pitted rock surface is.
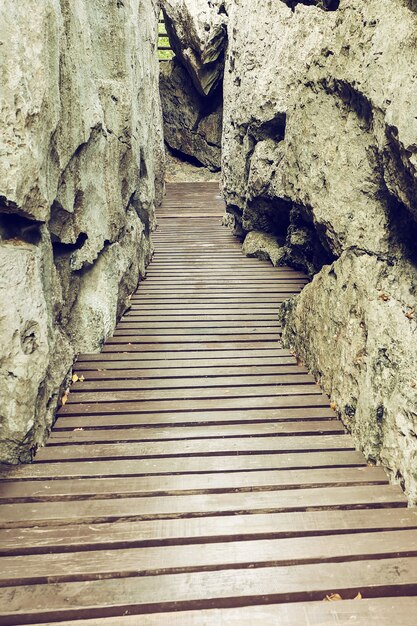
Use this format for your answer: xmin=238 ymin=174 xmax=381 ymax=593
xmin=222 ymin=0 xmax=417 ymax=501
xmin=0 ymin=0 xmax=164 ymax=463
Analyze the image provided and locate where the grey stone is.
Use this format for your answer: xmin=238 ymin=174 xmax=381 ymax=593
xmin=222 ymin=0 xmax=417 ymax=500
xmin=162 ymin=0 xmax=227 ymax=96
xmin=165 ymin=147 xmax=221 ymax=183
xmin=0 ymin=0 xmax=164 ymax=464
xmin=242 ymin=231 xmax=286 ymax=267
xmin=280 ymin=250 xmax=417 ymax=503
xmin=160 ymin=59 xmax=222 ymax=171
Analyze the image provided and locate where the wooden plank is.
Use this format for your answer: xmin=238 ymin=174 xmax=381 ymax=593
xmin=3 ymin=529 xmax=417 ymax=588
xmin=74 ymin=357 xmax=300 ymax=370
xmin=126 ymin=299 xmax=291 ymax=305
xmin=72 ymin=365 xmax=308 ymax=380
xmin=20 ymin=598 xmax=417 ymax=626
xmin=127 ymin=303 xmax=286 ymax=310
xmin=127 ymin=305 xmax=286 ymax=312
xmin=37 ymin=435 xmax=353 ymax=463
xmin=105 ymin=333 xmax=281 ymax=344
xmin=134 ymin=285 xmax=306 ymax=292
xmin=114 ymin=323 xmax=281 ymax=331
xmin=1 ymin=557 xmax=417 ymax=624
xmin=137 ymin=276 xmax=306 ymax=286
xmin=57 ymin=395 xmax=333 ymax=416
xmin=4 ymin=506 xmax=417 ymax=557
xmin=48 ymin=421 xmax=344 ymax=444
xmin=64 ymin=383 xmax=322 ymax=404
xmin=0 ymin=451 xmax=367 ymax=480
xmin=119 ymin=315 xmax=281 ymax=322
xmin=0 ymin=466 xmax=386 ymax=503
xmin=100 ymin=345 xmax=292 ymax=355
xmin=53 ymin=407 xmax=336 ymax=429
xmin=126 ymin=305 xmax=282 ymax=312
xmin=77 ymin=349 xmax=295 ymax=362
xmin=0 ymin=485 xmax=406 ymax=528
xmin=137 ymin=275 xmax=308 ymax=284
xmin=68 ymin=373 xmax=314 ymax=391
xmin=111 ymin=327 xmax=281 ymax=336
xmin=144 ymin=264 xmax=296 ymax=270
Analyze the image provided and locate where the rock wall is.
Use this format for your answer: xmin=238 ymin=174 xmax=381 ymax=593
xmin=160 ymin=58 xmax=222 ymax=171
xmin=162 ymin=0 xmax=227 ymax=97
xmin=222 ymin=0 xmax=417 ymax=501
xmin=0 ymin=0 xmax=164 ymax=464
xmin=160 ymin=0 xmax=226 ymax=172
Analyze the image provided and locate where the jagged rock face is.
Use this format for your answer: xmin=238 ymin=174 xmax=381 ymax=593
xmin=160 ymin=59 xmax=222 ymax=171
xmin=0 ymin=0 xmax=164 ymax=463
xmin=242 ymin=231 xmax=286 ymax=267
xmin=162 ymin=0 xmax=227 ymax=96
xmin=222 ymin=0 xmax=417 ymax=500
xmin=222 ymin=0 xmax=332 ymax=272
xmin=280 ymin=250 xmax=417 ymax=502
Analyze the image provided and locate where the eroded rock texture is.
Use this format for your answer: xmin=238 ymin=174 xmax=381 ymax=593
xmin=162 ymin=0 xmax=227 ymax=96
xmin=0 ymin=0 xmax=164 ymax=463
xmin=222 ymin=0 xmax=417 ymax=500
xmin=160 ymin=0 xmax=226 ymax=171
xmin=160 ymin=58 xmax=222 ymax=171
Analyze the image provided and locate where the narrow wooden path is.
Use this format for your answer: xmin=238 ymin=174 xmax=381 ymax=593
xmin=1 ymin=182 xmax=417 ymax=624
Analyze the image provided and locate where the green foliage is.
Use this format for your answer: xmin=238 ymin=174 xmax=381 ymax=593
xmin=158 ymin=15 xmax=174 ymax=61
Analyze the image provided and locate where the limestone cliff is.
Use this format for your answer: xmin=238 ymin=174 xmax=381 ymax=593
xmin=162 ymin=0 xmax=227 ymax=96
xmin=0 ymin=0 xmax=164 ymax=463
xmin=160 ymin=58 xmax=223 ymax=171
xmin=222 ymin=0 xmax=417 ymax=501
xmin=160 ymin=0 xmax=226 ymax=171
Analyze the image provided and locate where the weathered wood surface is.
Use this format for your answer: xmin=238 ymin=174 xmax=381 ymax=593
xmin=0 ymin=182 xmax=415 ymax=625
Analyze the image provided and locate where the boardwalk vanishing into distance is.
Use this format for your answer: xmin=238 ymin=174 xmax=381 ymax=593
xmin=1 ymin=183 xmax=417 ymax=625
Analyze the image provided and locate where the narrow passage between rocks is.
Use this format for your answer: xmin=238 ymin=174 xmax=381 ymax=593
xmin=0 ymin=183 xmax=416 ymax=625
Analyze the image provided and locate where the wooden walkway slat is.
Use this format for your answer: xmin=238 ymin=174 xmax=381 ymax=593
xmin=2 ymin=558 xmax=417 ymax=625
xmin=3 ymin=529 xmax=417 ymax=588
xmin=18 ymin=598 xmax=417 ymax=626
xmin=0 ymin=466 xmax=387 ymax=503
xmin=0 ymin=182 xmax=415 ymax=624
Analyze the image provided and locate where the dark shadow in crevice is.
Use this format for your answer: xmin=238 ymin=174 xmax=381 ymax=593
xmin=51 ymin=232 xmax=88 ymax=259
xmin=402 ymin=0 xmax=417 ymax=12
xmin=128 ymin=191 xmax=151 ymax=237
xmin=0 ymin=213 xmax=42 ymax=245
xmin=249 ymin=112 xmax=287 ymax=143
xmin=284 ymin=204 xmax=336 ymax=276
xmin=382 ymin=125 xmax=417 ymax=219
xmin=244 ymin=196 xmax=291 ymax=238
xmin=281 ymin=0 xmax=340 ymax=11
xmin=386 ymin=193 xmax=417 ymax=269
xmin=319 ymin=78 xmax=374 ymax=130
xmin=166 ymin=142 xmax=214 ymax=170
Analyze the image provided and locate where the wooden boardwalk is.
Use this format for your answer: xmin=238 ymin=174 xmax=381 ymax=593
xmin=1 ymin=182 xmax=417 ymax=624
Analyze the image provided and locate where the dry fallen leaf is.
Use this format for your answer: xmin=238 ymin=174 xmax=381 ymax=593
xmin=79 ymin=375 xmax=85 ymax=382
xmin=72 ymin=374 xmax=79 ymax=383
xmin=405 ymin=308 xmax=415 ymax=320
xmin=379 ymin=292 xmax=390 ymax=302
xmin=354 ymin=592 xmax=363 ymax=600
xmin=411 ymin=380 xmax=417 ymax=389
xmin=330 ymin=402 xmax=337 ymax=411
xmin=324 ymin=593 xmax=343 ymax=602
xmin=61 ymin=391 xmax=69 ymax=406
xmin=73 ymin=428 xmax=84 ymax=432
